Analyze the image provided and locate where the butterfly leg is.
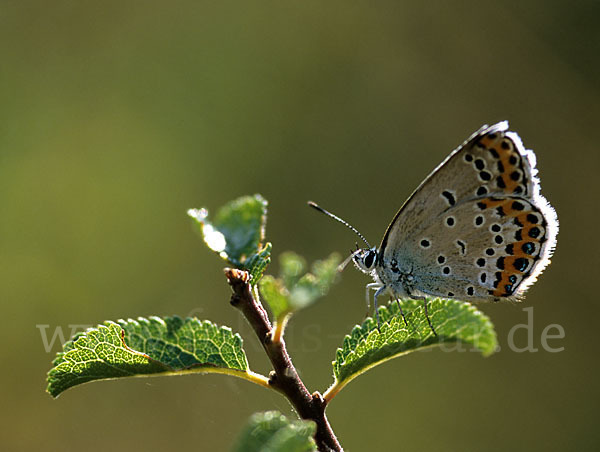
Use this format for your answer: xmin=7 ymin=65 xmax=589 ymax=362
xmin=372 ymin=285 xmax=388 ymax=331
xmin=364 ymin=283 xmax=373 ymax=318
xmin=422 ymin=298 xmax=437 ymax=337
xmin=365 ymin=282 xmax=382 ymax=315
xmin=394 ymin=298 xmax=409 ymax=327
xmin=407 ymin=291 xmax=437 ymax=337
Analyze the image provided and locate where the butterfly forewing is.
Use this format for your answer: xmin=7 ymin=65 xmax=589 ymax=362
xmin=380 ymin=122 xmax=536 ymax=252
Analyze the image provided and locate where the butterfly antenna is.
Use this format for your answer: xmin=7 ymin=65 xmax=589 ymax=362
xmin=307 ymin=201 xmax=371 ymax=248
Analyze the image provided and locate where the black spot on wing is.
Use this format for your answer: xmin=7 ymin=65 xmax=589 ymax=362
xmin=442 ymin=190 xmax=456 ymax=206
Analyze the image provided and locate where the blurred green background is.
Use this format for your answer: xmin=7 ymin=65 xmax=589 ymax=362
xmin=2 ymin=1 xmax=598 ymax=451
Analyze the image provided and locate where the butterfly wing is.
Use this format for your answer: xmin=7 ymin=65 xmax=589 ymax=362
xmin=378 ymin=122 xmax=558 ymax=301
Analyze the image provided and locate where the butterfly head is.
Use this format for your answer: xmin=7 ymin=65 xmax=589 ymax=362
xmin=351 ymin=247 xmax=378 ymax=274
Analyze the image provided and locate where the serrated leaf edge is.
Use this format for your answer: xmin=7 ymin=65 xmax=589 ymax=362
xmin=47 ymin=317 xmax=271 ymax=398
xmin=324 ymin=300 xmax=498 ymax=401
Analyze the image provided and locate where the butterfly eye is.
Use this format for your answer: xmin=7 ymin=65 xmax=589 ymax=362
xmin=364 ymin=250 xmax=376 ymax=269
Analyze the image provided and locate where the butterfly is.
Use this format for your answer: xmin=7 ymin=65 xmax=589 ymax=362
xmin=310 ymin=121 xmax=558 ymax=329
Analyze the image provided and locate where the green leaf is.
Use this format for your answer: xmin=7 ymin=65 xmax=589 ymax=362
xmin=326 ymin=299 xmax=497 ymax=400
xmin=47 ymin=316 xmax=255 ymax=398
xmin=232 ymin=411 xmax=317 ymax=452
xmin=245 ymin=242 xmax=272 ymax=283
xmin=291 ymin=253 xmax=340 ymax=310
xmin=258 ymin=275 xmax=290 ymax=320
xmin=259 ymin=252 xmax=341 ymax=320
xmin=188 ymin=194 xmax=271 ymax=281
xmin=279 ymin=252 xmax=307 ymax=288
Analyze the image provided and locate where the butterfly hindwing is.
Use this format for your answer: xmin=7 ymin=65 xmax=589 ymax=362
xmin=386 ymin=196 xmax=555 ymax=301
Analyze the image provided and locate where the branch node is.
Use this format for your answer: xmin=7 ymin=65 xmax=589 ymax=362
xmin=224 ymin=267 xmax=251 ymax=285
xmin=268 ymin=370 xmax=278 ymax=386
xmin=312 ymin=391 xmax=327 ymax=408
xmin=264 ymin=331 xmax=273 ymax=345
xmin=230 ymin=294 xmax=241 ymax=306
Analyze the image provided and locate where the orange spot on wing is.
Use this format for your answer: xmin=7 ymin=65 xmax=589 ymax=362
xmin=479 ymin=135 xmax=495 ymax=148
xmin=492 ymin=271 xmax=519 ymax=297
xmin=477 ymin=133 xmax=524 ymax=194
xmin=492 ymin=255 xmax=530 ymax=297
xmin=491 ymin=206 xmax=546 ymax=297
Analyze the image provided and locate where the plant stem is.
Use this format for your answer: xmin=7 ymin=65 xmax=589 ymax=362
xmin=225 ymin=268 xmax=342 ymax=452
xmin=272 ymin=313 xmax=291 ymax=345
